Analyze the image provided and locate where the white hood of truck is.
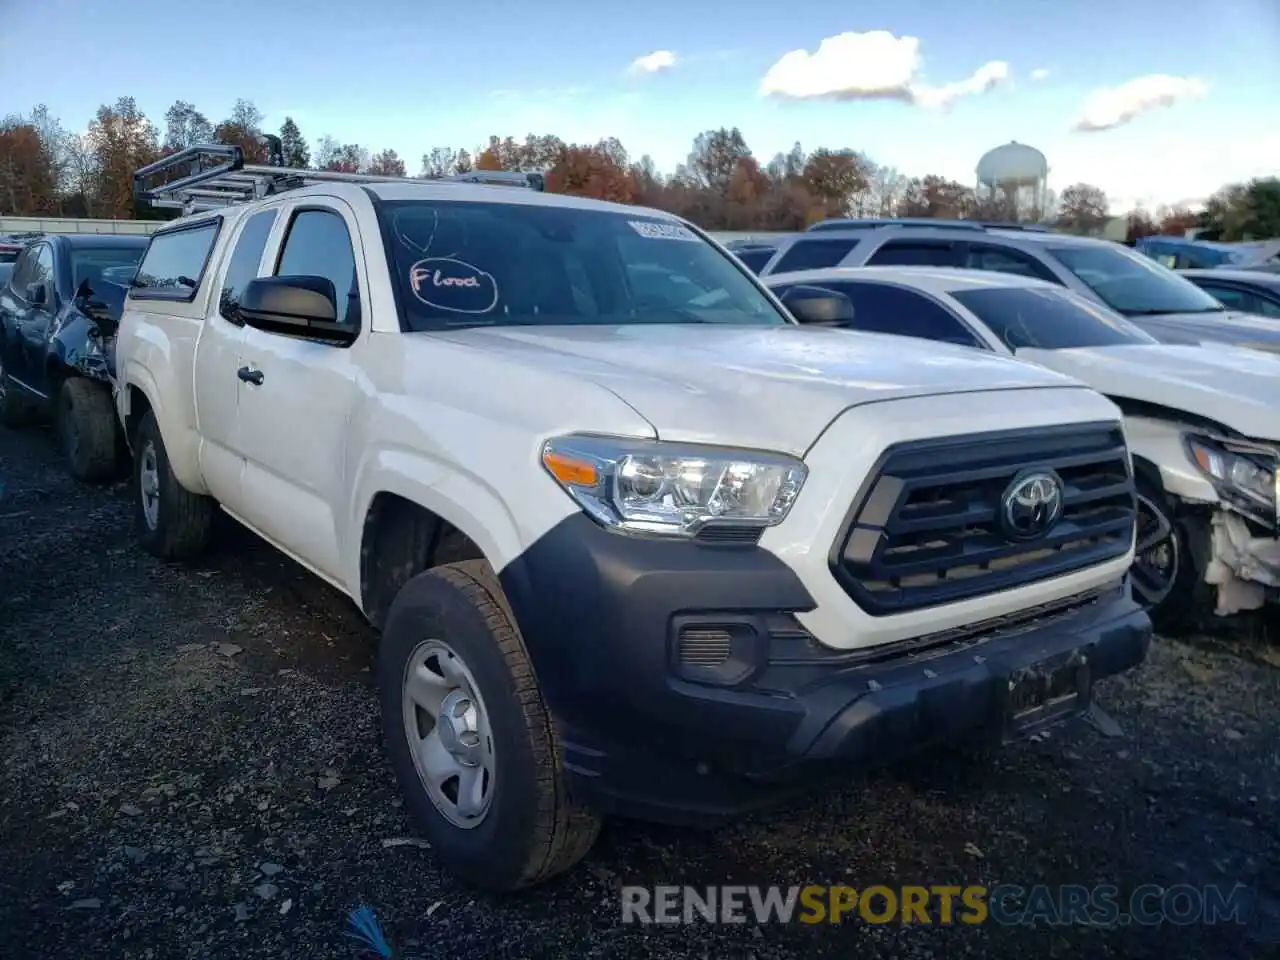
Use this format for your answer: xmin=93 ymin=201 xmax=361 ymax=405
xmin=429 ymin=324 xmax=1092 ymax=455
xmin=1019 ymin=343 xmax=1280 ymax=441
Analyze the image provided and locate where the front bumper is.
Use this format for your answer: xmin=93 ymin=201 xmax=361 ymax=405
xmin=498 ymin=513 xmax=1152 ymax=824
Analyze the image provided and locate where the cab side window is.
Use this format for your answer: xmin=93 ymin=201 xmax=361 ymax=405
xmin=769 ymin=238 xmax=861 ymax=275
xmin=814 ymin=281 xmax=984 ymax=347
xmin=274 ymin=209 xmax=361 ymax=328
xmin=866 ymin=240 xmax=963 ymax=268
xmin=963 ymin=243 xmax=1062 ymax=284
xmin=219 ymin=210 xmax=278 ymax=325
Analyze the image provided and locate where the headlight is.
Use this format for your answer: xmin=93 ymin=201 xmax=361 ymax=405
xmin=1185 ymin=434 xmax=1279 ymax=525
xmin=540 ymin=434 xmax=807 ymax=537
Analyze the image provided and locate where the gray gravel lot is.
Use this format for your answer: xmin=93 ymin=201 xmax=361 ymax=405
xmin=2 ymin=422 xmax=1279 ymax=959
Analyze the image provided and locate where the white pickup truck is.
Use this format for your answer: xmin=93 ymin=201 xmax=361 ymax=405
xmin=114 ymin=147 xmax=1151 ymax=891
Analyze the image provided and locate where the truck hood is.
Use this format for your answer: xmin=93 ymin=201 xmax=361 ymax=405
xmin=1124 ymin=309 xmax=1280 ymax=353
xmin=429 ymin=324 xmax=1090 ymax=455
xmin=1019 ymin=344 xmax=1280 ymax=441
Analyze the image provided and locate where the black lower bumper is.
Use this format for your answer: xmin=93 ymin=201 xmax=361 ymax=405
xmin=498 ymin=513 xmax=1152 ymax=824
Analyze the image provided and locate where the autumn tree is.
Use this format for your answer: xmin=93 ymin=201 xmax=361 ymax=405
xmin=421 ymin=147 xmax=460 ymax=178
xmin=1055 ymin=183 xmax=1110 ymax=234
xmin=279 ymin=117 xmax=309 ymax=168
xmin=1125 ymin=210 xmax=1159 ymax=244
xmin=1200 ymin=177 xmax=1280 ymax=241
xmin=214 ymin=98 xmax=267 ymax=163
xmin=627 ymin=154 xmax=666 ymax=208
xmin=898 ymin=175 xmax=975 ymax=220
xmin=163 ymin=101 xmax=214 ymax=152
xmin=687 ymin=127 xmax=751 ymax=197
xmin=545 ymin=142 xmax=634 ymax=203
xmin=313 ymin=136 xmax=364 ymax=173
xmin=86 ymin=97 xmax=159 ymax=218
xmin=802 ymin=148 xmax=867 ymax=217
xmin=1155 ymin=205 xmax=1199 ymax=237
xmin=0 ymin=119 xmax=58 ymax=215
xmin=474 ymin=146 xmax=502 ymax=171
xmin=366 ymin=148 xmax=406 ymax=177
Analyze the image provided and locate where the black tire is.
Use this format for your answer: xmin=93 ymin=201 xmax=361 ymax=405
xmin=378 ymin=559 xmax=601 ymax=891
xmin=0 ymin=360 xmax=34 ymax=428
xmin=1132 ymin=476 xmax=1214 ymax=634
xmin=133 ymin=408 xmax=215 ymax=560
xmin=58 ymin=377 xmax=122 ymax=483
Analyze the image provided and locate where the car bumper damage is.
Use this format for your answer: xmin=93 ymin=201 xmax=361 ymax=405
xmin=1204 ymin=510 xmax=1280 ymax=615
xmin=501 ymin=513 xmax=1152 ymax=824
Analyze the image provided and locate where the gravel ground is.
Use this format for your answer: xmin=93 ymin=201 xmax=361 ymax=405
xmin=2 ymin=422 xmax=1279 ymax=960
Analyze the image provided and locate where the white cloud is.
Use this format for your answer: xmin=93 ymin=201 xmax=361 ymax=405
xmin=1073 ymin=74 xmax=1208 ymax=132
xmin=629 ymin=50 xmax=677 ymax=75
xmin=1030 ymin=68 xmax=1050 ymax=81
xmin=1047 ymin=131 xmax=1280 ymax=211
xmin=758 ymin=30 xmax=1009 ymax=109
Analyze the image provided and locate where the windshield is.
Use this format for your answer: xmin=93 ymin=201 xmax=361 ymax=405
xmin=951 ymin=286 xmax=1158 ymax=350
xmin=378 ymin=200 xmax=790 ymax=331
xmin=72 ymin=245 xmax=146 ymax=291
xmin=1046 ymin=243 xmax=1226 ymax=316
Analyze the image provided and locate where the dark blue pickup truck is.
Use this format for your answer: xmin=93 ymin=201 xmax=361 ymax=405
xmin=0 ymin=233 xmax=148 ymax=481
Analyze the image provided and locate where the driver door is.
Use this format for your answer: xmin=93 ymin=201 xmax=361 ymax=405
xmin=10 ymin=242 xmax=57 ymax=398
xmin=232 ymin=199 xmax=367 ymax=582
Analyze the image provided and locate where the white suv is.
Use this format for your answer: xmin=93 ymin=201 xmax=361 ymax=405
xmin=112 ymin=147 xmax=1150 ymax=890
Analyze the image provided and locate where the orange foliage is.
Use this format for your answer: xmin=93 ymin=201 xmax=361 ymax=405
xmin=544 ymin=144 xmax=634 ymax=204
xmin=474 ymin=148 xmax=503 ymax=171
xmin=0 ymin=123 xmax=57 ymax=216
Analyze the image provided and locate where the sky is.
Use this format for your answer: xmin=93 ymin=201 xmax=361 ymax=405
xmin=2 ymin=0 xmax=1278 ymax=213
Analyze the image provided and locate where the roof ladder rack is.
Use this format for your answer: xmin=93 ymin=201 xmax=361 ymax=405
xmin=807 ymin=217 xmax=1056 ymax=234
xmin=134 ymin=136 xmax=545 ymax=215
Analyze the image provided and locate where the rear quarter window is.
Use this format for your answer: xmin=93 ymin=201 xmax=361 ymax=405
xmin=770 ymin=238 xmax=861 ymax=275
xmin=130 ymin=219 xmax=222 ymax=302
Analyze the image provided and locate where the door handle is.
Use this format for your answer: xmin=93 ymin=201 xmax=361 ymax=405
xmin=237 ymin=366 xmax=264 ymax=385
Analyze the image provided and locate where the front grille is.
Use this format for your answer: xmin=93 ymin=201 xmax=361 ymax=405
xmin=831 ymin=422 xmax=1135 ymax=615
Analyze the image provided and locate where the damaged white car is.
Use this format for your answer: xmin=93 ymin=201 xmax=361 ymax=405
xmin=763 ymin=266 xmax=1280 ymax=630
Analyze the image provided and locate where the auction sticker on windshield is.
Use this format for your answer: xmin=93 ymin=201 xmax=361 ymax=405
xmin=628 ymin=220 xmax=699 ymax=242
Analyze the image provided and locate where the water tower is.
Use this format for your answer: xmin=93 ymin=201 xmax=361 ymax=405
xmin=976 ymin=141 xmax=1049 ymax=222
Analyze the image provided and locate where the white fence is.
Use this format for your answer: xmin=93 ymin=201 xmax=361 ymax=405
xmin=0 ymin=216 xmax=162 ymax=236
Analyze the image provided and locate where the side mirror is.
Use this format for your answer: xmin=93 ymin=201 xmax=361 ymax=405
xmin=25 ymin=282 xmax=47 ymax=306
xmin=239 ymin=276 xmax=356 ymax=345
xmin=780 ymin=284 xmax=855 ymax=326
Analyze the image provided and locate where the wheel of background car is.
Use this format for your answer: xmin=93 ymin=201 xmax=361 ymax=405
xmin=377 ymin=559 xmax=601 ymax=891
xmin=57 ymin=378 xmax=122 ymax=484
xmin=1132 ymin=476 xmax=1215 ymax=635
xmin=132 ymin=409 xmax=216 ymax=560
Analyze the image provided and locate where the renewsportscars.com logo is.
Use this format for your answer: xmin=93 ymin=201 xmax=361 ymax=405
xmin=621 ymin=882 xmax=1277 ymax=935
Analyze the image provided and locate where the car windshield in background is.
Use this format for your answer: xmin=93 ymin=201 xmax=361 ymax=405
xmin=1046 ymin=243 xmax=1227 ymax=316
xmin=378 ymin=200 xmax=789 ymax=331
xmin=71 ymin=245 xmax=146 ymax=291
xmin=951 ymin=286 xmax=1159 ymax=350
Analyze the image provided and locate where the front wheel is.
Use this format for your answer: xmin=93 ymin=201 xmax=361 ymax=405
xmin=58 ymin=377 xmax=122 ymax=483
xmin=1131 ymin=478 xmax=1213 ymax=633
xmin=378 ymin=559 xmax=601 ymax=891
xmin=133 ymin=409 xmax=215 ymax=560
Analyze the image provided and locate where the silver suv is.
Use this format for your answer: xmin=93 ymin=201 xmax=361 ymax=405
xmin=748 ymin=221 xmax=1280 ymax=351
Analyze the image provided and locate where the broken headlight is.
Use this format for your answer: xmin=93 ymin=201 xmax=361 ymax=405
xmin=1185 ymin=434 xmax=1279 ymax=528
